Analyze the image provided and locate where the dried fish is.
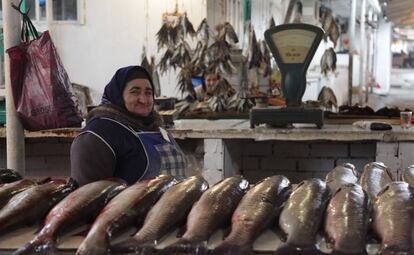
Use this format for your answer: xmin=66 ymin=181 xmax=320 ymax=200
xmin=227 ymin=92 xmax=254 ymax=113
xmin=196 ymin=18 xmax=212 ymax=45
xmin=329 ymin=20 xmax=340 ymax=48
xmin=269 ymin=17 xmax=276 ymax=28
xmin=156 ymin=20 xmax=171 ymax=50
xmin=242 ymin=22 xmax=252 ymax=62
xmin=207 ymin=95 xmax=227 ymax=112
xmin=170 ymin=40 xmax=192 ymax=68
xmin=207 ymin=39 xmax=234 ymax=75
xmin=213 ymin=78 xmax=235 ymax=97
xmin=248 ymin=30 xmax=263 ymax=69
xmin=320 ymin=47 xmax=336 ymax=76
xmin=158 ymin=47 xmax=174 ymax=74
xmin=318 ymin=86 xmax=338 ymax=112
xmin=222 ymin=22 xmax=239 ymax=44
xmin=177 ymin=12 xmax=196 ymax=40
xmin=260 ymin=40 xmax=272 ymax=77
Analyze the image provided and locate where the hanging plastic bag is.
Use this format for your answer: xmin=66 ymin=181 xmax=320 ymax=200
xmin=6 ymin=5 xmax=82 ymax=131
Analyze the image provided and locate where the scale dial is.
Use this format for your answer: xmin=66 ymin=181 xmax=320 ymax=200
xmin=271 ymin=29 xmax=317 ymax=64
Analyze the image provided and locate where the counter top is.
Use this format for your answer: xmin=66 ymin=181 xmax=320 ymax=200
xmin=0 ymin=119 xmax=413 ymax=142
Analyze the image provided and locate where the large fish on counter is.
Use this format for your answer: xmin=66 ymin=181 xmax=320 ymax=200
xmin=161 ymin=176 xmax=249 ymax=254
xmin=0 ymin=179 xmax=37 ymax=209
xmin=359 ymin=162 xmax=393 ymax=201
xmin=76 ymin=175 xmax=177 ymax=255
xmin=212 ymin=175 xmax=291 ymax=255
xmin=0 ymin=179 xmax=75 ymax=235
xmin=325 ymin=163 xmax=358 ymax=193
xmin=111 ymin=175 xmax=209 ymax=254
xmin=401 ymin=165 xmax=414 ymax=187
xmin=0 ymin=168 xmax=22 ymax=183
xmin=14 ymin=179 xmax=126 ymax=255
xmin=373 ymin=182 xmax=414 ymax=254
xmin=275 ymin=178 xmax=330 ymax=255
xmin=325 ymin=183 xmax=369 ymax=255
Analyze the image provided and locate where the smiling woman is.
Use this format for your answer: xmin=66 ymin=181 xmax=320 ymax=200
xmin=70 ymin=66 xmax=186 ymax=186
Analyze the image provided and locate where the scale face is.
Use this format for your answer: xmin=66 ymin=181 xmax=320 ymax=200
xmin=250 ymin=23 xmax=325 ymax=128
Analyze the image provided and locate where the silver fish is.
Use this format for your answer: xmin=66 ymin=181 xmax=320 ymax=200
xmin=401 ymin=165 xmax=414 ymax=187
xmin=373 ymin=182 xmax=414 ymax=254
xmin=277 ymin=178 xmax=330 ymax=253
xmin=15 ymin=180 xmax=126 ymax=255
xmin=359 ymin=162 xmax=393 ymax=201
xmin=212 ymin=175 xmax=291 ymax=255
xmin=325 ymin=163 xmax=358 ymax=193
xmin=162 ymin=176 xmax=249 ymax=254
xmin=111 ymin=175 xmax=209 ymax=254
xmin=0 ymin=179 xmax=75 ymax=235
xmin=318 ymin=86 xmax=338 ymax=112
xmin=76 ymin=175 xmax=177 ymax=255
xmin=196 ymin=18 xmax=213 ymax=45
xmin=325 ymin=183 xmax=369 ymax=255
xmin=320 ymin=48 xmax=336 ymax=76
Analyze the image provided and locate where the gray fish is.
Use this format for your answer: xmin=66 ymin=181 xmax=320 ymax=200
xmin=248 ymin=30 xmax=263 ymax=69
xmin=325 ymin=163 xmax=358 ymax=193
xmin=111 ymin=175 xmax=209 ymax=254
xmin=329 ymin=20 xmax=340 ymax=48
xmin=161 ymin=176 xmax=249 ymax=254
xmin=359 ymin=162 xmax=393 ymax=201
xmin=320 ymin=48 xmax=336 ymax=76
xmin=325 ymin=183 xmax=369 ymax=255
xmin=15 ymin=179 xmax=126 ymax=255
xmin=0 ymin=179 xmax=37 ymax=209
xmin=196 ymin=18 xmax=212 ymax=45
xmin=373 ymin=182 xmax=414 ymax=254
xmin=318 ymin=86 xmax=338 ymax=112
xmin=178 ymin=12 xmax=196 ymax=39
xmin=0 ymin=179 xmax=76 ymax=235
xmin=76 ymin=175 xmax=177 ymax=255
xmin=156 ymin=20 xmax=172 ymax=50
xmin=401 ymin=165 xmax=414 ymax=187
xmin=277 ymin=178 xmax=330 ymax=253
xmin=212 ymin=175 xmax=291 ymax=255
xmin=222 ymin=22 xmax=239 ymax=44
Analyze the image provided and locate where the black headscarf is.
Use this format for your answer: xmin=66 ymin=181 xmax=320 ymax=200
xmin=90 ymin=65 xmax=161 ymax=131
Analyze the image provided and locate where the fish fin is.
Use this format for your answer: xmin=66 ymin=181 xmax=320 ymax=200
xmin=110 ymin=239 xmax=155 ymax=254
xmin=159 ymin=239 xmax=208 ymax=255
xmin=211 ymin=241 xmax=253 ymax=255
xmin=13 ymin=238 xmax=56 ymax=255
xmin=274 ymin=243 xmax=325 ymax=255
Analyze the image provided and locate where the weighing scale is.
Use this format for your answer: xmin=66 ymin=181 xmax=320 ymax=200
xmin=250 ymin=23 xmax=324 ymax=128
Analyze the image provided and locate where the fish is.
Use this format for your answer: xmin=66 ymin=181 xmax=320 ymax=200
xmin=318 ymin=86 xmax=338 ymax=112
xmin=275 ymin=178 xmax=330 ymax=255
xmin=260 ymin=40 xmax=272 ymax=77
xmin=0 ymin=168 xmax=22 ymax=183
xmin=161 ymin=176 xmax=249 ymax=254
xmin=359 ymin=162 xmax=393 ymax=201
xmin=320 ymin=48 xmax=337 ymax=76
xmin=170 ymin=41 xmax=192 ymax=69
xmin=372 ymin=182 xmax=414 ymax=254
xmin=269 ymin=17 xmax=276 ymax=28
xmin=197 ymin=18 xmax=213 ymax=45
xmin=14 ymin=179 xmax=126 ymax=255
xmin=141 ymin=46 xmax=151 ymax=74
xmin=400 ymin=165 xmax=414 ymax=187
xmin=110 ymin=175 xmax=209 ymax=254
xmin=0 ymin=179 xmax=76 ymax=236
xmin=248 ymin=30 xmax=263 ymax=69
xmin=177 ymin=12 xmax=196 ymax=39
xmin=177 ymin=63 xmax=195 ymax=95
xmin=212 ymin=175 xmax=291 ymax=255
xmin=156 ymin=19 xmax=173 ymax=50
xmin=321 ymin=9 xmax=333 ymax=41
xmin=242 ymin=22 xmax=252 ymax=62
xmin=0 ymin=179 xmax=37 ymax=209
xmin=208 ymin=39 xmax=234 ymax=75
xmin=325 ymin=183 xmax=369 ymax=255
xmin=329 ymin=20 xmax=340 ymax=48
xmin=227 ymin=92 xmax=254 ymax=113
xmin=222 ymin=22 xmax=239 ymax=45
xmin=325 ymin=163 xmax=358 ymax=193
xmin=76 ymin=175 xmax=177 ymax=255
xmin=292 ymin=1 xmax=303 ymax=23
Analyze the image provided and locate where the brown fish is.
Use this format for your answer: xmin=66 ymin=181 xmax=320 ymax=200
xmin=161 ymin=176 xmax=249 ymax=254
xmin=325 ymin=163 xmax=358 ymax=193
xmin=373 ymin=182 xmax=414 ymax=254
xmin=0 ymin=179 xmax=76 ymax=235
xmin=325 ymin=183 xmax=369 ymax=255
xmin=15 ymin=179 xmax=126 ymax=255
xmin=359 ymin=162 xmax=393 ymax=201
xmin=0 ymin=168 xmax=22 ymax=183
xmin=276 ymin=178 xmax=330 ymax=254
xmin=212 ymin=175 xmax=291 ymax=255
xmin=76 ymin=175 xmax=177 ymax=255
xmin=0 ymin=179 xmax=37 ymax=209
xmin=111 ymin=175 xmax=209 ymax=254
xmin=320 ymin=48 xmax=337 ymax=76
xmin=401 ymin=165 xmax=414 ymax=187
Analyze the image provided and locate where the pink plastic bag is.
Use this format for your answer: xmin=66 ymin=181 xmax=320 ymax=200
xmin=7 ymin=30 xmax=82 ymax=131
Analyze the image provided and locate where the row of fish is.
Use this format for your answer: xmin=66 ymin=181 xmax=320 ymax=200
xmin=0 ymin=161 xmax=412 ymax=254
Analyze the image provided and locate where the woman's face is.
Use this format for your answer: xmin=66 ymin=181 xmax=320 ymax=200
xmin=122 ymin=79 xmax=154 ymax=117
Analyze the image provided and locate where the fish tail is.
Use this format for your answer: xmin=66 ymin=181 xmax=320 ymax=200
xmin=159 ymin=239 xmax=208 ymax=255
xmin=210 ymin=241 xmax=253 ymax=255
xmin=274 ymin=243 xmax=325 ymax=255
xmin=110 ymin=238 xmax=155 ymax=254
xmin=13 ymin=238 xmax=56 ymax=255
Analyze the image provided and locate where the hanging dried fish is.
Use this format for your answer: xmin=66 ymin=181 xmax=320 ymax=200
xmin=177 ymin=63 xmax=195 ymax=95
xmin=170 ymin=40 xmax=192 ymax=68
xmin=196 ymin=18 xmax=212 ymax=45
xmin=191 ymin=41 xmax=208 ymax=75
xmin=248 ymin=31 xmax=263 ymax=69
xmin=158 ymin=46 xmax=174 ymax=74
xmin=320 ymin=47 xmax=337 ymax=76
xmin=222 ymin=22 xmax=239 ymax=45
xmin=260 ymin=40 xmax=272 ymax=77
xmin=329 ymin=20 xmax=340 ymax=48
xmin=141 ymin=47 xmax=151 ymax=74
xmin=177 ymin=12 xmax=196 ymax=40
xmin=156 ymin=20 xmax=171 ymax=50
xmin=207 ymin=39 xmax=235 ymax=75
xmin=292 ymin=1 xmax=303 ymax=23
xmin=269 ymin=17 xmax=276 ymax=28
xmin=242 ymin=22 xmax=252 ymax=62
xmin=318 ymin=86 xmax=338 ymax=112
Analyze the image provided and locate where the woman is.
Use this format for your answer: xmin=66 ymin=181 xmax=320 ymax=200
xmin=70 ymin=66 xmax=186 ymax=185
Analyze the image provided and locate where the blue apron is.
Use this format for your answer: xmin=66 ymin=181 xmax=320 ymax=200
xmin=135 ymin=128 xmax=186 ymax=180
